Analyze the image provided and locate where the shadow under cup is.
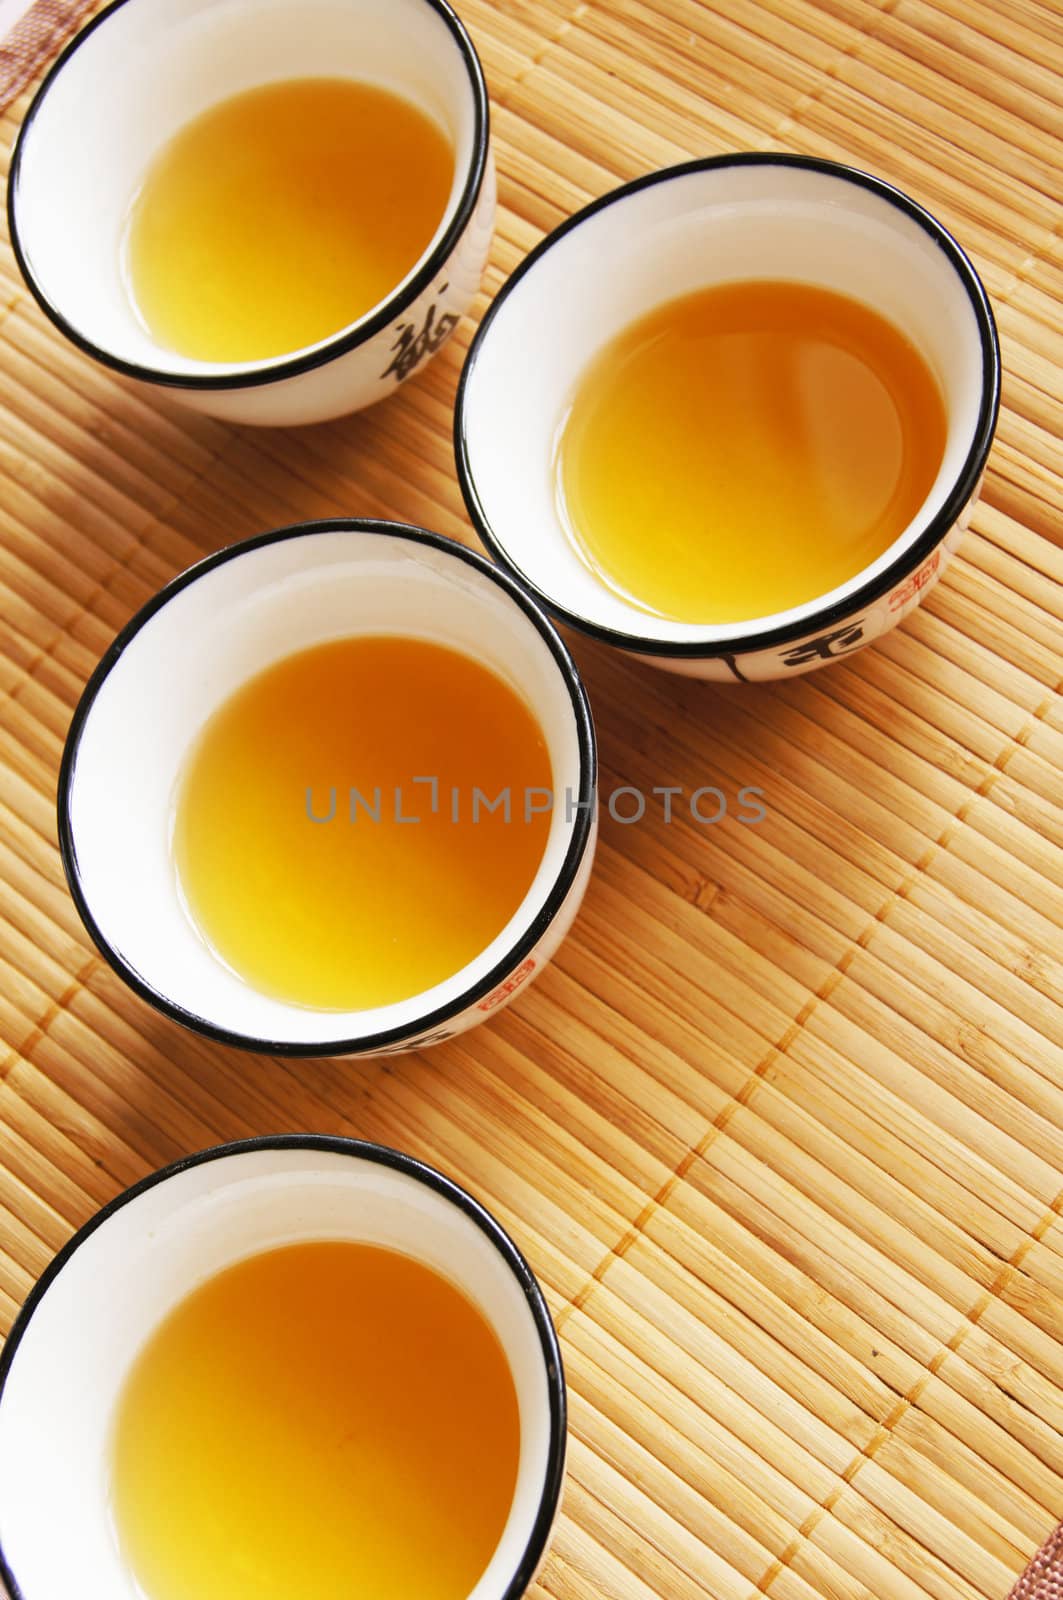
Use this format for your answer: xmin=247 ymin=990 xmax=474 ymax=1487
xmin=0 ymin=1138 xmax=567 ymax=1600
xmin=57 ymin=521 xmax=597 ymax=1055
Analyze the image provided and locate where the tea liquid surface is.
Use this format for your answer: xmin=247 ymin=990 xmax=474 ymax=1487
xmin=125 ymin=77 xmax=454 ymax=361
xmin=172 ymin=635 xmax=552 ymax=1010
xmin=110 ymin=1241 xmax=521 ymax=1600
xmin=555 ymin=280 xmax=947 ymax=623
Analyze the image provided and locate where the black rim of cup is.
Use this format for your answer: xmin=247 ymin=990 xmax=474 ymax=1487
xmin=6 ymin=0 xmax=490 ymax=390
xmin=56 ymin=519 xmax=597 ymax=1056
xmin=0 ymin=1134 xmax=568 ymax=1600
xmin=454 ymin=151 xmax=1002 ymax=661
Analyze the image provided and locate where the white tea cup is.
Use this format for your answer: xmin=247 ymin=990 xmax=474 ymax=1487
xmin=57 ymin=520 xmax=597 ymax=1055
xmin=8 ymin=0 xmax=494 ymax=423
xmin=0 ymin=1136 xmax=567 ymax=1600
xmin=456 ymin=154 xmax=1000 ymax=681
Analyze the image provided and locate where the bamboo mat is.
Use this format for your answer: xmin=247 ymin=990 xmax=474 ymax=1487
xmin=1 ymin=1 xmax=1062 ymax=1597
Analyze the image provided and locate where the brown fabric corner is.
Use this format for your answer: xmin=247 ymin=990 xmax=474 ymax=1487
xmin=0 ymin=0 xmax=96 ymax=116
xmin=1010 ymin=1527 xmax=1063 ymax=1600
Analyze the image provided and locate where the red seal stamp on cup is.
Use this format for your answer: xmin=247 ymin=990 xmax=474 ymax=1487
xmin=888 ymin=549 xmax=941 ymax=612
xmin=478 ymin=958 xmax=537 ymax=1011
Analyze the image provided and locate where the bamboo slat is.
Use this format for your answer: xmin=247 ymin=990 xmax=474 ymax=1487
xmin=0 ymin=0 xmax=1061 ymax=1597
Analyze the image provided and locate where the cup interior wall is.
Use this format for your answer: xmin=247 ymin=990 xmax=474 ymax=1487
xmin=63 ymin=528 xmax=585 ymax=1047
xmin=12 ymin=0 xmax=479 ymax=373
xmin=0 ymin=1146 xmax=556 ymax=1600
xmin=460 ymin=161 xmax=988 ymax=645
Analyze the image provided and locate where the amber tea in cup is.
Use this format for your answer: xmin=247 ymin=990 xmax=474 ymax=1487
xmin=125 ymin=77 xmax=454 ymax=362
xmin=173 ymin=632 xmax=553 ymax=1011
xmin=110 ymin=1239 xmax=521 ymax=1600
xmin=554 ymin=279 xmax=948 ymax=624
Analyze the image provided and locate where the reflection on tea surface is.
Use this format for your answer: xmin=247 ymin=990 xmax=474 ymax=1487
xmin=555 ymin=280 xmax=947 ymax=623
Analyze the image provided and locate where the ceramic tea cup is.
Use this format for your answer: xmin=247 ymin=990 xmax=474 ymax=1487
xmin=8 ymin=0 xmax=493 ymax=424
xmin=57 ymin=520 xmax=597 ymax=1055
xmin=0 ymin=1136 xmax=566 ymax=1600
xmin=455 ymin=154 xmax=1000 ymax=682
